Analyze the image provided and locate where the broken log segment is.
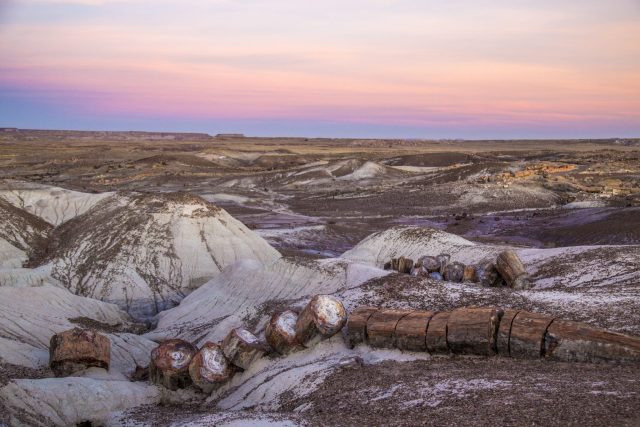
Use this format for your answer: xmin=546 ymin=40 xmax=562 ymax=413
xmin=509 ymin=311 xmax=555 ymax=359
xmin=189 ymin=342 xmax=234 ymax=393
xmin=496 ymin=309 xmax=521 ymax=356
xmin=222 ymin=328 xmax=267 ymax=370
xmin=436 ymin=254 xmax=451 ymax=274
xmin=265 ymin=310 xmax=303 ymax=355
xmin=425 ymin=311 xmax=450 ymax=354
xmin=367 ymin=309 xmax=413 ymax=349
xmin=463 ymin=265 xmax=478 ymax=282
xmin=443 ymin=262 xmax=465 ymax=283
xmin=477 ymin=262 xmax=503 ymax=287
xmin=496 ymin=250 xmax=531 ymax=290
xmin=447 ymin=307 xmax=502 ymax=356
xmin=149 ymin=339 xmax=197 ymax=390
xmin=49 ymin=328 xmax=110 ymax=377
xmin=544 ymin=320 xmax=640 ymax=364
xmin=420 ymin=256 xmax=441 ymax=273
xmin=295 ymin=295 xmax=348 ymax=347
xmin=395 ymin=311 xmax=435 ymax=352
xmin=397 ymin=257 xmax=414 ymax=274
xmin=346 ymin=306 xmax=379 ymax=349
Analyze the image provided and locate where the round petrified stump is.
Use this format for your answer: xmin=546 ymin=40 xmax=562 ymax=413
xmin=295 ymin=295 xmax=348 ymax=347
xmin=149 ymin=339 xmax=197 ymax=390
xmin=189 ymin=342 xmax=234 ymax=393
xmin=222 ymin=328 xmax=266 ymax=370
xmin=49 ymin=328 xmax=110 ymax=377
xmin=266 ymin=310 xmax=302 ymax=355
xmin=443 ymin=262 xmax=465 ymax=283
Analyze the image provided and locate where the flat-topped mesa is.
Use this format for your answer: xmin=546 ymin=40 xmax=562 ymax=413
xmin=266 ymin=310 xmax=303 ymax=355
xmin=496 ymin=250 xmax=531 ymax=290
xmin=149 ymin=339 xmax=197 ymax=390
xmin=49 ymin=328 xmax=110 ymax=377
xmin=348 ymin=305 xmax=640 ymax=364
xmin=189 ymin=342 xmax=234 ymax=393
xmin=222 ymin=328 xmax=267 ymax=370
xmin=295 ymin=295 xmax=348 ymax=348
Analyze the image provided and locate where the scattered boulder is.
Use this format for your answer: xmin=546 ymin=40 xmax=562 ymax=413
xmin=189 ymin=342 xmax=234 ymax=393
xmin=496 ymin=250 xmax=531 ymax=290
xmin=265 ymin=310 xmax=302 ymax=355
xmin=420 ymin=256 xmax=441 ymax=273
xmin=443 ymin=262 xmax=465 ymax=283
xmin=49 ymin=328 xmax=110 ymax=377
xmin=222 ymin=328 xmax=267 ymax=370
xmin=149 ymin=339 xmax=197 ymax=390
xmin=295 ymin=295 xmax=347 ymax=347
xmin=477 ymin=262 xmax=503 ymax=287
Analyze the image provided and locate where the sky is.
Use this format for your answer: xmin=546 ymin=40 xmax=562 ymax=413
xmin=0 ymin=0 xmax=639 ymax=138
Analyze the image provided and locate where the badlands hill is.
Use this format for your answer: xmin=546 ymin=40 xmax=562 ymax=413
xmin=0 ymin=184 xmax=281 ymax=318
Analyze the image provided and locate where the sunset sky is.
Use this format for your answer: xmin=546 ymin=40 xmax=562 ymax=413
xmin=1 ymin=0 xmax=639 ymax=138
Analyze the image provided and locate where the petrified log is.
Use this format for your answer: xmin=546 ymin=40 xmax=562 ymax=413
xmin=49 ymin=328 xmax=110 ymax=377
xmin=367 ymin=309 xmax=412 ymax=349
xmin=265 ymin=310 xmax=302 ymax=355
xmin=447 ymin=307 xmax=502 ymax=356
xmin=436 ymin=254 xmax=451 ymax=274
xmin=346 ymin=306 xmax=379 ymax=348
xmin=425 ymin=311 xmax=450 ymax=354
xmin=391 ymin=258 xmax=399 ymax=271
xmin=397 ymin=257 xmax=414 ymax=274
xmin=443 ymin=262 xmax=465 ymax=283
xmin=189 ymin=342 xmax=234 ymax=393
xmin=383 ymin=261 xmax=392 ymax=270
xmin=496 ymin=309 xmax=520 ymax=356
xmin=463 ymin=265 xmax=478 ymax=282
xmin=222 ymin=328 xmax=267 ymax=370
xmin=395 ymin=311 xmax=435 ymax=352
xmin=544 ymin=320 xmax=640 ymax=363
xmin=149 ymin=339 xmax=197 ymax=390
xmin=509 ymin=311 xmax=555 ymax=359
xmin=496 ymin=250 xmax=531 ymax=290
xmin=420 ymin=256 xmax=441 ymax=273
xmin=295 ymin=295 xmax=347 ymax=347
xmin=477 ymin=262 xmax=503 ymax=287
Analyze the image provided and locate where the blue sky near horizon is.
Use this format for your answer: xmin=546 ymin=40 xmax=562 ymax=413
xmin=1 ymin=0 xmax=639 ymax=138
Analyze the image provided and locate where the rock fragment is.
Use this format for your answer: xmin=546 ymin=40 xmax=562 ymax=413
xmin=49 ymin=328 xmax=110 ymax=377
xmin=463 ymin=265 xmax=478 ymax=282
xmin=436 ymin=254 xmax=451 ymax=274
xmin=429 ymin=272 xmax=444 ymax=281
xmin=477 ymin=261 xmax=503 ymax=287
xmin=420 ymin=256 xmax=441 ymax=273
xmin=265 ymin=310 xmax=302 ymax=355
xmin=189 ymin=342 xmax=234 ymax=393
xmin=149 ymin=339 xmax=197 ymax=390
xmin=222 ymin=328 xmax=266 ymax=370
xmin=295 ymin=295 xmax=347 ymax=347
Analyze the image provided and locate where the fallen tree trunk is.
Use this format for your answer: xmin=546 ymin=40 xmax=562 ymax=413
xmin=265 ymin=310 xmax=303 ymax=355
xmin=367 ymin=309 xmax=412 ymax=349
xmin=496 ymin=250 xmax=531 ymax=289
xmin=149 ymin=339 xmax=197 ymax=390
xmin=189 ymin=342 xmax=234 ymax=393
xmin=346 ymin=306 xmax=379 ymax=348
xmin=544 ymin=320 xmax=640 ymax=363
xmin=222 ymin=328 xmax=267 ymax=370
xmin=395 ymin=311 xmax=435 ymax=352
xmin=295 ymin=295 xmax=347 ymax=347
xmin=426 ymin=311 xmax=450 ymax=354
xmin=447 ymin=307 xmax=502 ymax=356
xmin=509 ymin=311 xmax=555 ymax=359
xmin=49 ymin=328 xmax=110 ymax=377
